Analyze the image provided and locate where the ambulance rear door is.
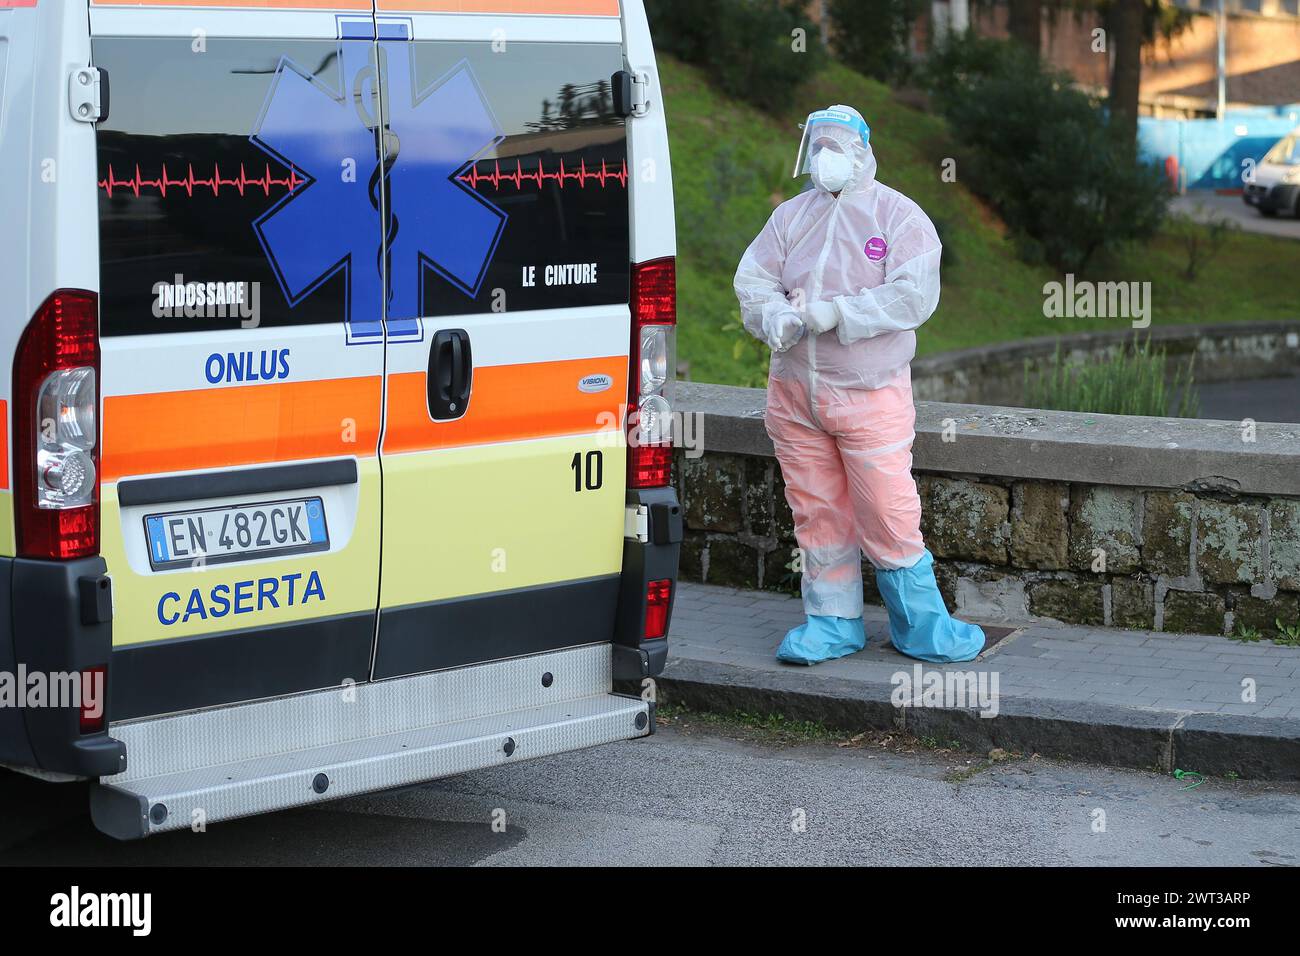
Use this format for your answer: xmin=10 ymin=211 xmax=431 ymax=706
xmin=369 ymin=3 xmax=632 ymax=676
xmin=90 ymin=3 xmax=387 ymax=719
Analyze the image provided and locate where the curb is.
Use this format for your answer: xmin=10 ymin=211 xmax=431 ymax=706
xmin=636 ymin=657 xmax=1300 ymax=781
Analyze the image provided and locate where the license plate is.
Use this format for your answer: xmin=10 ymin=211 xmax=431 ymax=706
xmin=145 ymin=497 xmax=329 ymax=570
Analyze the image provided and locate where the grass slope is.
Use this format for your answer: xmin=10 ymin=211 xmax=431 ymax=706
xmin=661 ymin=56 xmax=1297 ymax=388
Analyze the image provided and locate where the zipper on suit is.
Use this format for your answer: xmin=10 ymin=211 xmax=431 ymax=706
xmin=807 ymin=197 xmax=841 ymax=430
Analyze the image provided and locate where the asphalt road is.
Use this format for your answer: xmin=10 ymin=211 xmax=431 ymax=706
xmin=1193 ymin=373 xmax=1300 ymax=424
xmin=1171 ymin=192 xmax=1300 ymax=240
xmin=1 ymin=720 xmax=1297 ymax=866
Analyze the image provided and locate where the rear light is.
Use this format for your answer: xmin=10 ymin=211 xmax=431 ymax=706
xmin=628 ymin=257 xmax=675 ymax=489
xmin=79 ymin=666 xmax=106 ymax=734
xmin=645 ymin=578 xmax=672 ymax=640
xmin=630 ymin=444 xmax=673 ymax=489
xmin=13 ymin=290 xmax=101 ymax=559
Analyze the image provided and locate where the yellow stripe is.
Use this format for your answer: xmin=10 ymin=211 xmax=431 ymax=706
xmin=379 ymin=433 xmax=624 ymax=609
xmin=0 ymin=493 xmax=14 ymax=558
xmin=102 ymin=458 xmax=381 ymax=646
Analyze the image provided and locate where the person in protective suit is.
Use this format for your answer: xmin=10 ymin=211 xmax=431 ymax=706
xmin=733 ymin=104 xmax=985 ymax=666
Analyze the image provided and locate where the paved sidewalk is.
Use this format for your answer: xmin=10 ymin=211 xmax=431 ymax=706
xmin=658 ymin=582 xmax=1300 ymax=779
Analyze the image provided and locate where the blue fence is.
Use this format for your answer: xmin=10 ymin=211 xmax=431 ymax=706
xmin=1139 ymin=106 xmax=1300 ymax=190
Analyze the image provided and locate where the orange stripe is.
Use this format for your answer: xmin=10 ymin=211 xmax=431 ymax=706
xmin=93 ymin=0 xmax=618 ymax=10
xmin=383 ymin=356 xmax=625 ymax=453
xmin=377 ymin=0 xmax=618 ymax=12
xmin=102 ymin=377 xmax=382 ymax=482
xmin=93 ymin=1 xmax=372 ymax=8
xmin=101 ymin=358 xmax=624 ymax=480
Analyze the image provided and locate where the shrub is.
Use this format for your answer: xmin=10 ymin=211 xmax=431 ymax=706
xmin=645 ymin=0 xmax=826 ymax=113
xmin=1023 ymin=335 xmax=1199 ymax=418
xmin=827 ymin=0 xmax=927 ymax=85
xmin=923 ymin=33 xmax=1169 ymax=273
xmin=1167 ymin=211 xmax=1237 ymax=281
xmin=921 ymin=31 xmax=1016 ymax=106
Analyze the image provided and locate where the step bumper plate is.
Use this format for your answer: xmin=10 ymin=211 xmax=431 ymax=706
xmin=90 ymin=644 xmax=650 ymax=839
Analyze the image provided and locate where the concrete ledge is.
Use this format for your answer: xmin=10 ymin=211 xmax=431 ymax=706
xmin=676 ymin=381 xmax=1300 ymax=496
xmin=1173 ymin=713 xmax=1300 ymax=779
xmin=648 ymin=657 xmax=1300 ymax=780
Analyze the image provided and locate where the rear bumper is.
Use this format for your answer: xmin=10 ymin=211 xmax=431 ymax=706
xmin=0 ymin=555 xmax=126 ymax=778
xmin=91 ymin=643 xmax=648 ymax=839
xmin=0 ymin=488 xmax=680 ymax=782
xmin=1243 ymin=182 xmax=1299 ymax=212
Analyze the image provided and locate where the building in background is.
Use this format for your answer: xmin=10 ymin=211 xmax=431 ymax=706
xmin=921 ymin=0 xmax=1299 ymax=117
xmin=917 ymin=0 xmax=1299 ymax=188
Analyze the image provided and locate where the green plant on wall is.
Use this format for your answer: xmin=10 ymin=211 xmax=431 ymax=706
xmin=1232 ymin=623 xmax=1262 ymax=643
xmin=773 ymin=550 xmax=803 ymax=597
xmin=1275 ymin=619 xmax=1300 ymax=647
xmin=1023 ymin=334 xmax=1199 ymax=418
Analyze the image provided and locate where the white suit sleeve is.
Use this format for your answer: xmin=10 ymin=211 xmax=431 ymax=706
xmin=831 ymin=210 xmax=941 ymax=345
xmin=733 ymin=208 xmax=800 ymax=343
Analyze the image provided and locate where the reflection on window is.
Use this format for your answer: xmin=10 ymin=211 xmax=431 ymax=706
xmin=1265 ymin=136 xmax=1298 ymax=166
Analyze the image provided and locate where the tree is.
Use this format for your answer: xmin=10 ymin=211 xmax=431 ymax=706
xmin=1084 ymin=0 xmax=1195 ymax=149
xmin=923 ymin=32 xmax=1169 ymax=273
xmin=1108 ymin=0 xmax=1145 ymax=151
xmin=1007 ymin=0 xmax=1043 ymax=55
xmin=828 ymin=0 xmax=929 ymax=84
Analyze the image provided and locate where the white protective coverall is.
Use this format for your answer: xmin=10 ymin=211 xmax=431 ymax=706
xmin=733 ymin=105 xmax=984 ymax=665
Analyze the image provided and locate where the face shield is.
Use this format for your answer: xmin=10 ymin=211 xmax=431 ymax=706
xmin=792 ymin=107 xmax=871 ymax=178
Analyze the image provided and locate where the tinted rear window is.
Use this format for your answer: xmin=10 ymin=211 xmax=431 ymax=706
xmin=93 ymin=35 xmax=630 ymax=337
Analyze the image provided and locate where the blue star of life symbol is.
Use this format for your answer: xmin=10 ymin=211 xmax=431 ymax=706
xmin=249 ymin=19 xmax=507 ymax=344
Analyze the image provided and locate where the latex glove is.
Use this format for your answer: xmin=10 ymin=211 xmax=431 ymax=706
xmin=806 ymin=299 xmax=841 ymax=334
xmin=765 ymin=311 xmax=805 ymax=352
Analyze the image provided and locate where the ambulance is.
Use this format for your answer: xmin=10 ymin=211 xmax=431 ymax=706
xmin=0 ymin=0 xmax=679 ymax=839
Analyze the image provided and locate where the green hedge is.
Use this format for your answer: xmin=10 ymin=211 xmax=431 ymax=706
xmin=827 ymin=0 xmax=928 ymax=85
xmin=645 ymin=0 xmax=827 ymax=113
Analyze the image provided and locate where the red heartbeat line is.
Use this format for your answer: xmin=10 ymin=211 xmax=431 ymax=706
xmin=458 ymin=157 xmax=629 ymax=191
xmin=98 ymin=162 xmax=304 ymax=199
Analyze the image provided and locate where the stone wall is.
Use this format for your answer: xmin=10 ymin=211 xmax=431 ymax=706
xmin=674 ymin=382 xmax=1300 ymax=639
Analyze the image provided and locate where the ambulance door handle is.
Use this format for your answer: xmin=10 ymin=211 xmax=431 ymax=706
xmin=449 ymin=333 xmax=464 ymax=402
xmin=427 ymin=328 xmax=471 ymax=422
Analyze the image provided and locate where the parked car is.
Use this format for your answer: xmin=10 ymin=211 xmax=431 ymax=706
xmin=1243 ymin=127 xmax=1300 ymax=217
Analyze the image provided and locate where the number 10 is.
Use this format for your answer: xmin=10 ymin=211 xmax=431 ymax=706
xmin=570 ymin=451 xmax=603 ymax=492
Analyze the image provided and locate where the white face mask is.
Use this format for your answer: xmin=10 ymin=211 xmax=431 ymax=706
xmin=811 ymin=147 xmax=853 ymax=193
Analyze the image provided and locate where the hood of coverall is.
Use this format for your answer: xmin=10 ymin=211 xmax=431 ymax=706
xmin=735 ymin=101 xmax=942 ymax=392
xmin=803 ymin=104 xmax=877 ymax=196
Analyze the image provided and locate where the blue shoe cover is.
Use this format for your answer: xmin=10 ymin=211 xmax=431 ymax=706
xmin=876 ymin=550 xmax=985 ymax=663
xmin=776 ymin=615 xmax=866 ymax=665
